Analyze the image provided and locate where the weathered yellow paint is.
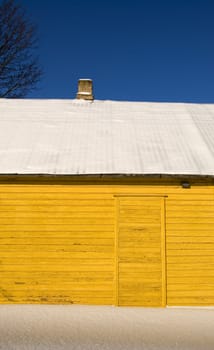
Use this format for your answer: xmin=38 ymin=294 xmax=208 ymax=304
xmin=0 ymin=175 xmax=213 ymax=306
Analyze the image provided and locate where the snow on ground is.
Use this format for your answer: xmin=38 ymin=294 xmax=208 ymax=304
xmin=0 ymin=306 xmax=214 ymax=350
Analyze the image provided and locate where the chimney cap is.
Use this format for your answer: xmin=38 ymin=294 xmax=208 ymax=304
xmin=79 ymin=78 xmax=92 ymax=81
xmin=76 ymin=79 xmax=94 ymax=100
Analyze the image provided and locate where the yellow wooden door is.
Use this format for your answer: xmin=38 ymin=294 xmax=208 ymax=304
xmin=116 ymin=196 xmax=166 ymax=306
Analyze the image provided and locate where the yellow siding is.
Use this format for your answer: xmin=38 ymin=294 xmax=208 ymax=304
xmin=166 ymin=198 xmax=214 ymax=306
xmin=0 ymin=176 xmax=213 ymax=306
xmin=0 ymin=188 xmax=115 ymax=304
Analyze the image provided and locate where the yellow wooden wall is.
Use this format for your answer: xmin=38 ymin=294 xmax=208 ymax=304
xmin=0 ymin=175 xmax=213 ymax=306
xmin=167 ymin=195 xmax=214 ymax=306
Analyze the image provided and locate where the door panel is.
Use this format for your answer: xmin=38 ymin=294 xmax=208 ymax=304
xmin=117 ymin=197 xmax=166 ymax=306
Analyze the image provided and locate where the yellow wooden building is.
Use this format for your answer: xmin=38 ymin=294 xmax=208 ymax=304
xmin=0 ymin=80 xmax=213 ymax=306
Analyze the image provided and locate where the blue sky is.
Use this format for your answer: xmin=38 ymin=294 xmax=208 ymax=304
xmin=15 ymin=0 xmax=214 ymax=101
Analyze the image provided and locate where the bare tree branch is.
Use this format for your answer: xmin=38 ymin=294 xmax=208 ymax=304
xmin=0 ymin=0 xmax=42 ymax=98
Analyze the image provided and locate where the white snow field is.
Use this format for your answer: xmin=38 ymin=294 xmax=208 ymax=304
xmin=0 ymin=305 xmax=214 ymax=350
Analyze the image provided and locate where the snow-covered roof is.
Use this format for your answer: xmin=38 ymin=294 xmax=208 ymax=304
xmin=0 ymin=98 xmax=214 ymax=176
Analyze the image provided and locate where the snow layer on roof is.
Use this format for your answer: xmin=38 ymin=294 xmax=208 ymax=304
xmin=0 ymin=98 xmax=214 ymax=176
